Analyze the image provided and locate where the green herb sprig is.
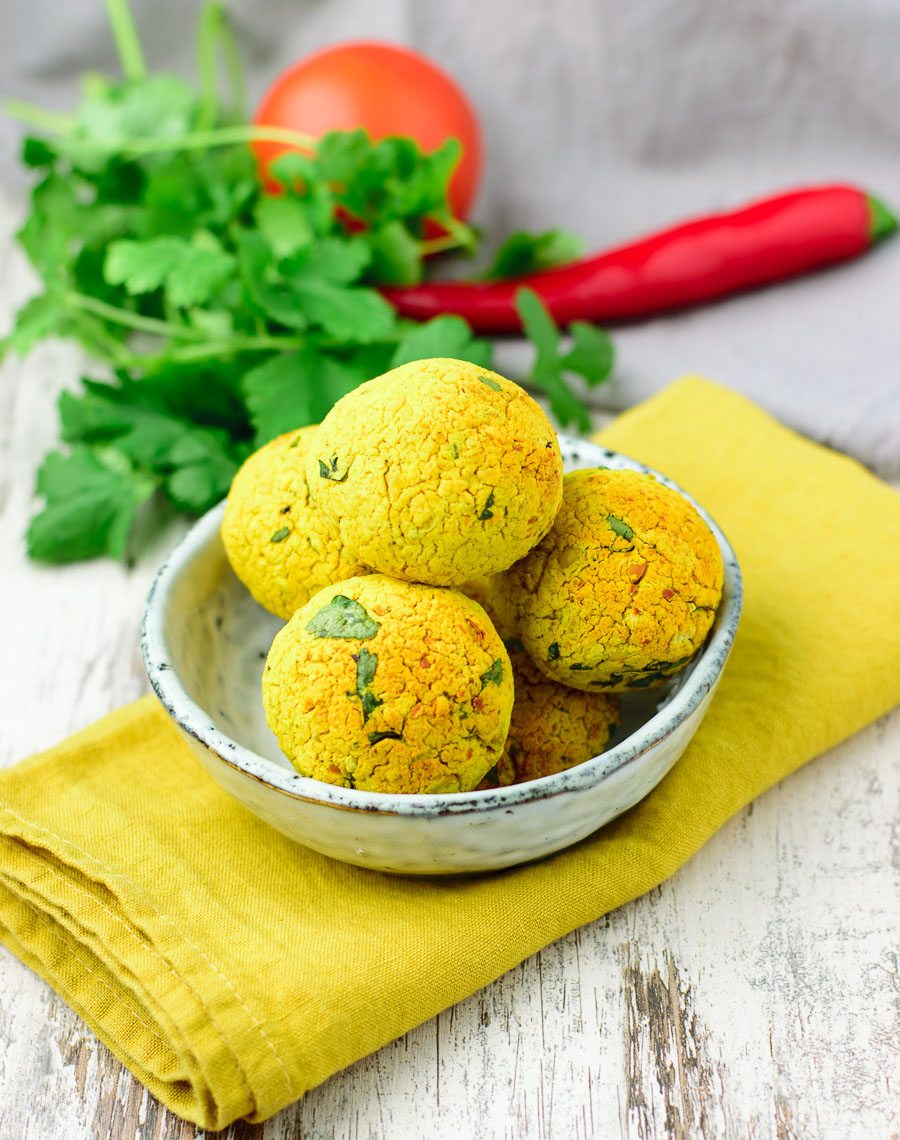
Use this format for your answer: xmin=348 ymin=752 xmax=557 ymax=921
xmin=3 ymin=0 xmax=614 ymax=564
xmin=516 ymin=287 xmax=615 ymax=432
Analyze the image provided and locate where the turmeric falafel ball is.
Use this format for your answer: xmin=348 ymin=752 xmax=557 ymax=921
xmin=459 ymin=573 xmax=519 ymax=643
xmin=494 ymin=669 xmax=619 ymax=785
xmin=508 ymin=468 xmax=724 ymax=692
xmin=221 ymin=428 xmax=367 ymax=620
xmin=262 ymin=574 xmax=514 ymax=793
xmin=476 ymin=636 xmax=618 ymax=787
xmin=305 ymin=358 xmax=564 ymax=586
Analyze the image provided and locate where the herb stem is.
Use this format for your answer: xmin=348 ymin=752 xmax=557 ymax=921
xmin=195 ymin=0 xmax=223 ymax=129
xmin=152 ymin=336 xmax=307 ymax=363
xmin=80 ymin=323 xmax=134 ymax=367
xmin=105 ymin=0 xmax=147 ymax=82
xmin=434 ymin=213 xmax=478 ymax=252
xmin=72 ymin=331 xmax=121 ymax=369
xmin=216 ymin=5 xmax=248 ymax=118
xmin=118 ymin=336 xmax=308 ymax=370
xmin=419 ymin=233 xmax=467 ymax=256
xmin=3 ymin=100 xmax=77 ymax=136
xmin=65 ymin=292 xmax=311 ymax=361
xmin=70 ymin=124 xmax=318 ymax=161
xmin=6 ymin=114 xmax=312 ymax=165
xmin=64 ymin=292 xmax=206 ymax=341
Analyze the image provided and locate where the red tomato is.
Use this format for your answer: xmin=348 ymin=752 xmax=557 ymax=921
xmin=252 ymin=41 xmax=482 ymax=219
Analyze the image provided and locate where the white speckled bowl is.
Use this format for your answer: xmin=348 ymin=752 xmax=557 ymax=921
xmin=142 ymin=437 xmax=742 ymax=876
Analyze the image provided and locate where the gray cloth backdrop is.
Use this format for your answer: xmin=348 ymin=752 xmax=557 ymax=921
xmin=3 ymin=0 xmax=899 ymax=475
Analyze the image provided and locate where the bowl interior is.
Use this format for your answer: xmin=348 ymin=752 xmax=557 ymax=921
xmin=163 ymin=545 xmax=684 ymax=774
xmin=144 ymin=437 xmax=741 ymax=809
xmin=162 ymin=538 xmax=288 ymax=768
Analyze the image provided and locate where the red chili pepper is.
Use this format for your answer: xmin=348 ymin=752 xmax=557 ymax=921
xmin=384 ymin=185 xmax=896 ymax=332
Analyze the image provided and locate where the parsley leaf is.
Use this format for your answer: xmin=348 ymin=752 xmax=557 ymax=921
xmin=22 ymin=136 xmax=56 ymax=168
xmin=291 ymin=279 xmax=393 ymax=343
xmin=242 ymin=348 xmax=368 ymax=444
xmin=484 ymin=229 xmax=582 ymax=280
xmin=254 ymin=196 xmax=313 ymax=259
xmin=166 ymin=245 xmax=235 ymax=308
xmin=368 ymin=730 xmax=402 ymax=745
xmin=365 ymin=220 xmax=423 ymax=286
xmin=606 ymin=515 xmax=634 ymax=542
xmin=105 ymin=237 xmax=185 ymax=295
xmin=390 ymin=315 xmax=493 ymax=370
xmin=73 ymin=74 xmax=198 ymax=157
xmin=354 ymin=647 xmax=383 ymax=723
xmin=562 ymin=321 xmax=615 ymax=386
xmin=236 ymin=231 xmax=310 ymax=330
xmin=58 ymin=377 xmax=244 ymax=514
xmin=105 ymin=235 xmax=236 ymax=307
xmin=306 ymin=595 xmax=380 ymax=639
xmin=241 ymin=353 xmax=315 ymax=442
xmin=480 ymin=658 xmax=504 ymax=688
xmin=515 ymin=287 xmax=615 ymax=430
xmin=27 ymin=447 xmax=156 ymax=563
xmin=1 ymin=294 xmax=72 ymax=359
xmin=164 ymin=432 xmax=243 ymax=512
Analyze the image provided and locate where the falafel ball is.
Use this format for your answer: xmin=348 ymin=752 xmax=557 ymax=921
xmin=221 ymin=428 xmax=367 ymax=620
xmin=494 ymin=666 xmax=619 ymax=785
xmin=476 ymin=632 xmax=619 ymax=787
xmin=305 ymin=358 xmax=564 ymax=586
xmin=262 ymin=574 xmax=514 ymax=793
xmin=508 ymin=468 xmax=724 ymax=692
xmin=459 ymin=573 xmax=519 ymax=642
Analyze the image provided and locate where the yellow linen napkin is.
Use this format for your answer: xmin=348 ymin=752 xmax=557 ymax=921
xmin=1 ymin=377 xmax=898 ymax=1128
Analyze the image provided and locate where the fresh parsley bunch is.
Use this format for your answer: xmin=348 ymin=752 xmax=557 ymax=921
xmin=2 ymin=0 xmax=613 ymax=564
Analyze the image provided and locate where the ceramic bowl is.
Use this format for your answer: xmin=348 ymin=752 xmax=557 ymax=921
xmin=141 ymin=437 xmax=742 ymax=876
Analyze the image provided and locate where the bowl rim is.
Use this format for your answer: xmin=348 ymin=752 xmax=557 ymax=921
xmin=141 ymin=435 xmax=743 ymax=818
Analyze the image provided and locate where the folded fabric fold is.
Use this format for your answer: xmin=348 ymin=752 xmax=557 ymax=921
xmin=1 ymin=377 xmax=898 ymax=1129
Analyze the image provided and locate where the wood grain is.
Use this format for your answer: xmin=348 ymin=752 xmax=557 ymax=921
xmin=0 ymin=193 xmax=898 ymax=1140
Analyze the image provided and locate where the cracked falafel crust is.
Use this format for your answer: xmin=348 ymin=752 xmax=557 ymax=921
xmin=478 ymin=641 xmax=620 ymax=786
xmin=305 ymin=358 xmax=564 ymax=586
xmin=262 ymin=574 xmax=514 ymax=793
xmin=221 ymin=428 xmax=368 ymax=620
xmin=459 ymin=573 xmax=519 ymax=643
xmin=507 ymin=468 xmax=724 ymax=692
xmin=496 ymin=665 xmax=619 ymax=785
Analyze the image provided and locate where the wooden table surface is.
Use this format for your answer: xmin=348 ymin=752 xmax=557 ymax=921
xmin=1 ymin=204 xmax=898 ymax=1140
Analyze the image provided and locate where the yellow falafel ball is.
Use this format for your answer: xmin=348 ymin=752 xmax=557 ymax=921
xmin=305 ymin=358 xmax=564 ymax=586
xmin=508 ymin=468 xmax=724 ymax=692
xmin=492 ymin=665 xmax=619 ymax=785
xmin=478 ymin=633 xmax=620 ymax=787
xmin=221 ymin=428 xmax=367 ymax=620
xmin=459 ymin=573 xmax=519 ymax=642
xmin=262 ymin=574 xmax=514 ymax=793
